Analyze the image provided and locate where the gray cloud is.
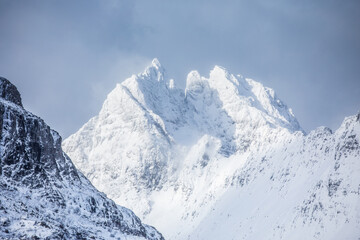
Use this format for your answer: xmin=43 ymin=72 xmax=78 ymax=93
xmin=0 ymin=0 xmax=359 ymax=137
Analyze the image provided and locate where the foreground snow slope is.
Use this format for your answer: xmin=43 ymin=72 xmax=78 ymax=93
xmin=0 ymin=77 xmax=163 ymax=240
xmin=63 ymin=59 xmax=360 ymax=239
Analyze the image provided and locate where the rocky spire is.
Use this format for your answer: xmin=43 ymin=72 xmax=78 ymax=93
xmin=0 ymin=77 xmax=23 ymax=107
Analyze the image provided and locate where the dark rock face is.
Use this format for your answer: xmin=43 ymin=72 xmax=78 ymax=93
xmin=0 ymin=78 xmax=164 ymax=240
xmin=0 ymin=77 xmax=22 ymax=107
xmin=0 ymin=103 xmax=79 ymax=187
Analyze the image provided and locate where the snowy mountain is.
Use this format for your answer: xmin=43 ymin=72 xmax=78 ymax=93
xmin=0 ymin=77 xmax=164 ymax=240
xmin=63 ymin=59 xmax=360 ymax=239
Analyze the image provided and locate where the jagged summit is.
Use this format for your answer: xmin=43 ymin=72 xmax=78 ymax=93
xmin=63 ymin=60 xmax=360 ymax=239
xmin=63 ymin=59 xmax=360 ymax=239
xmin=188 ymin=63 xmax=302 ymax=132
xmin=0 ymin=76 xmax=23 ymax=107
xmin=63 ymin=60 xmax=306 ymax=237
xmin=118 ymin=59 xmax=300 ymax=134
xmin=127 ymin=59 xmax=301 ymax=133
xmin=210 ymin=65 xmax=231 ymax=79
xmin=151 ymin=58 xmax=162 ymax=69
xmin=138 ymin=58 xmax=166 ymax=82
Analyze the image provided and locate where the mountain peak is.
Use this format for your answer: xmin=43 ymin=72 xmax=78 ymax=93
xmin=210 ymin=65 xmax=231 ymax=78
xmin=63 ymin=61 xmax=360 ymax=240
xmin=151 ymin=58 xmax=162 ymax=69
xmin=0 ymin=77 xmax=23 ymax=107
xmin=125 ymin=60 xmax=302 ymax=133
xmin=141 ymin=58 xmax=165 ymax=82
xmin=212 ymin=65 xmax=228 ymax=72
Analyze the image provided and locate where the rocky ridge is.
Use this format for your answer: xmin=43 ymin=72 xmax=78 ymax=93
xmin=0 ymin=77 xmax=163 ymax=240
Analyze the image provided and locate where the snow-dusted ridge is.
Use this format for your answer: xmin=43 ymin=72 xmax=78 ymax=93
xmin=63 ymin=59 xmax=360 ymax=239
xmin=0 ymin=77 xmax=164 ymax=239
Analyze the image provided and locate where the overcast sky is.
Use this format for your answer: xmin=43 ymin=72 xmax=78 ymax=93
xmin=0 ymin=0 xmax=359 ymax=138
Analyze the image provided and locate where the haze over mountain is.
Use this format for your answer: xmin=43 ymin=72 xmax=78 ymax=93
xmin=63 ymin=60 xmax=360 ymax=239
xmin=0 ymin=77 xmax=163 ymax=240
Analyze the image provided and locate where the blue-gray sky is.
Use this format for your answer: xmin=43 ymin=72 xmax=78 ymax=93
xmin=0 ymin=0 xmax=359 ymax=137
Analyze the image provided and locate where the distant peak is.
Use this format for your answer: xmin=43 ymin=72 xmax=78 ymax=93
xmin=211 ymin=65 xmax=230 ymax=75
xmin=213 ymin=65 xmax=227 ymax=71
xmin=151 ymin=58 xmax=162 ymax=69
xmin=187 ymin=70 xmax=201 ymax=80
xmin=141 ymin=58 xmax=165 ymax=82
xmin=0 ymin=77 xmax=23 ymax=107
xmin=185 ymin=70 xmax=204 ymax=95
xmin=209 ymin=65 xmax=232 ymax=81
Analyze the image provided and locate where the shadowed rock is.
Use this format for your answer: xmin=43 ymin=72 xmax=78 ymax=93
xmin=0 ymin=77 xmax=23 ymax=107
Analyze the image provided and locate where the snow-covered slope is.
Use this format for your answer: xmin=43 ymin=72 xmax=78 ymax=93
xmin=0 ymin=77 xmax=164 ymax=240
xmin=63 ymin=59 xmax=360 ymax=239
xmin=191 ymin=116 xmax=360 ymax=240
